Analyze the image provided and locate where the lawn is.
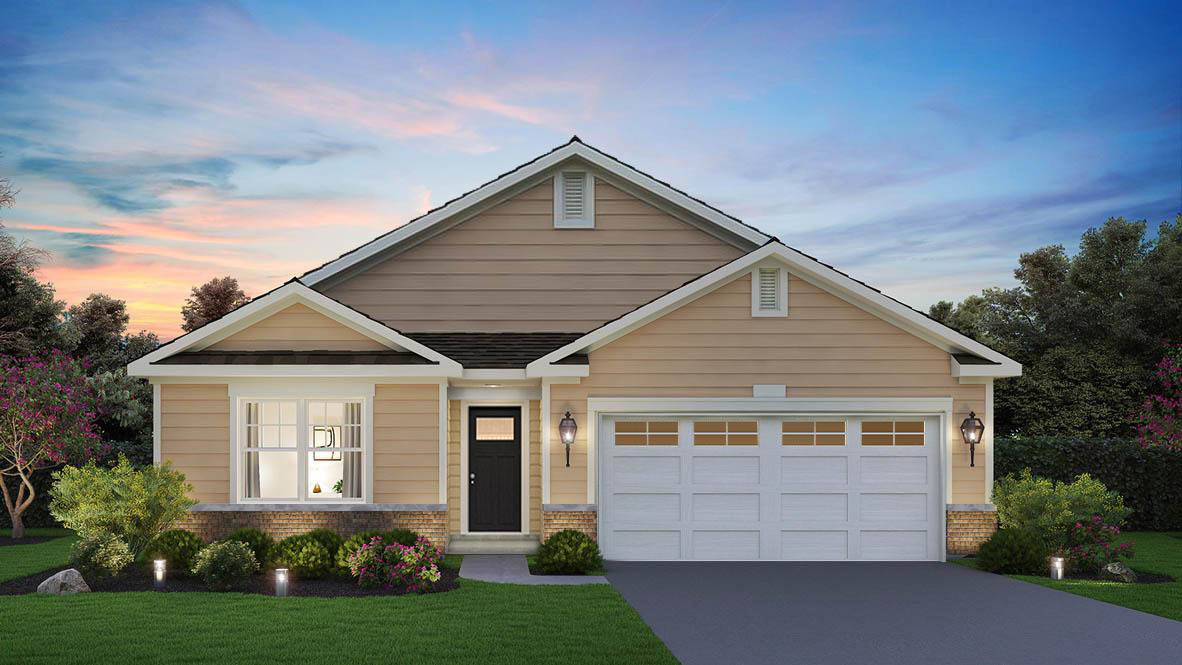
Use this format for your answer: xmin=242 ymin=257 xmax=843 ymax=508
xmin=954 ymin=531 xmax=1182 ymax=622
xmin=0 ymin=528 xmax=76 ymax=582
xmin=0 ymin=533 xmax=674 ymax=665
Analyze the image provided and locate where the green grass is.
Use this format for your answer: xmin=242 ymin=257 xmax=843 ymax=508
xmin=0 ymin=528 xmax=77 ymax=583
xmin=954 ymin=531 xmax=1182 ymax=621
xmin=0 ymin=534 xmax=672 ymax=664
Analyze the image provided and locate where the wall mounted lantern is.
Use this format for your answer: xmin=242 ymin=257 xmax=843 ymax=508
xmin=153 ymin=559 xmax=166 ymax=591
xmin=559 ymin=411 xmax=578 ymax=467
xmin=275 ymin=568 xmax=289 ymax=597
xmin=959 ymin=411 xmax=984 ymax=467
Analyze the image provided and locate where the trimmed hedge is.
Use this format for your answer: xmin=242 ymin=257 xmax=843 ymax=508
xmin=995 ymin=436 xmax=1182 ymax=531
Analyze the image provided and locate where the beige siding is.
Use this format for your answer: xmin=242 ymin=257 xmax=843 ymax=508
xmin=160 ymin=384 xmax=230 ymax=504
xmin=447 ymin=400 xmax=461 ymax=533
xmin=324 ymin=179 xmax=747 ymax=332
xmin=529 ymin=400 xmax=542 ymax=535
xmin=373 ymin=384 xmax=441 ymax=503
xmin=208 ymin=303 xmax=387 ymax=351
xmin=550 ymin=274 xmax=988 ymax=504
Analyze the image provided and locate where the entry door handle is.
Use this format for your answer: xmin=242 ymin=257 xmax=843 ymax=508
xmin=470 ymin=472 xmax=476 ymax=485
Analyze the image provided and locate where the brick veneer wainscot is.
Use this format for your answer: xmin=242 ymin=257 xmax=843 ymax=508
xmin=946 ymin=506 xmax=998 ymax=555
xmin=177 ymin=510 xmax=449 ymax=549
xmin=541 ymin=508 xmax=597 ymax=541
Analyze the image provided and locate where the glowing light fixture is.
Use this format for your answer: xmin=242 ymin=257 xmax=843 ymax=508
xmin=559 ymin=411 xmax=578 ymax=467
xmin=153 ymin=559 xmax=166 ymax=591
xmin=959 ymin=411 xmax=985 ymax=467
xmin=1050 ymin=556 xmax=1065 ymax=580
xmin=275 ymin=568 xmax=289 ymax=597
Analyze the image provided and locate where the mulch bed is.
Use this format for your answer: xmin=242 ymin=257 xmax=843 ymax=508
xmin=0 ymin=566 xmax=460 ymax=597
xmin=0 ymin=537 xmax=52 ymax=547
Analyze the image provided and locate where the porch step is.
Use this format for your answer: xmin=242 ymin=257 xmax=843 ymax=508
xmin=447 ymin=533 xmax=540 ymax=555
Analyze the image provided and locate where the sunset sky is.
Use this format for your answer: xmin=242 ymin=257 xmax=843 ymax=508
xmin=2 ymin=1 xmax=1179 ymax=340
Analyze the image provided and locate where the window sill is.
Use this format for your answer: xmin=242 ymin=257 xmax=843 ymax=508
xmin=190 ymin=503 xmax=447 ymax=512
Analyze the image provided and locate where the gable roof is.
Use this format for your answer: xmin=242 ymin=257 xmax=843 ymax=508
xmin=403 ymin=333 xmax=586 ymax=369
xmin=299 ymin=137 xmax=773 ymax=287
xmin=128 ymin=281 xmax=462 ymax=377
xmin=525 ymin=242 xmax=1023 ymax=378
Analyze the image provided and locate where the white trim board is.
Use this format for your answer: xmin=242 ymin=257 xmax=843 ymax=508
xmin=527 ymin=243 xmax=1022 ymax=376
xmin=300 ymin=139 xmax=770 ymax=286
xmin=459 ymin=401 xmax=531 ymax=535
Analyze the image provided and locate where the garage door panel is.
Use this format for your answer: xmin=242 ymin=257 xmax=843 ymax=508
xmin=613 ymin=530 xmax=682 ymax=559
xmin=781 ymin=530 xmax=848 ymax=560
xmin=860 ymin=456 xmax=926 ymax=485
xmin=781 ymin=493 xmax=848 ymax=521
xmin=860 ymin=493 xmax=927 ymax=522
xmin=613 ymin=493 xmax=681 ymax=522
xmin=860 ymin=530 xmax=928 ymax=560
xmin=692 ymin=493 xmax=760 ymax=522
xmin=692 ymin=456 xmax=760 ymax=484
xmin=692 ymin=530 xmax=760 ymax=560
xmin=613 ymin=456 xmax=681 ymax=486
xmin=781 ymin=456 xmax=848 ymax=485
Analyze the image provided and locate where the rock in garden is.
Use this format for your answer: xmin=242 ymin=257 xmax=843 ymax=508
xmin=36 ymin=569 xmax=91 ymax=594
xmin=1102 ymin=562 xmax=1137 ymax=583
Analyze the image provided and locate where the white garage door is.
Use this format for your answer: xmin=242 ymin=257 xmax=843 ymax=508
xmin=599 ymin=415 xmax=943 ymax=561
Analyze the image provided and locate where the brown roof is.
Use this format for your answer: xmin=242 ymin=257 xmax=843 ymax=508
xmin=405 ymin=332 xmax=587 ymax=368
xmin=153 ymin=350 xmax=435 ymax=365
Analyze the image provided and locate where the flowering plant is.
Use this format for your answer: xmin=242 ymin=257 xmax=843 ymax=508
xmin=347 ymin=535 xmax=442 ymax=593
xmin=1137 ymin=345 xmax=1182 ymax=450
xmin=1 ymin=352 xmax=103 ymax=538
xmin=1066 ymin=515 xmax=1134 ymax=574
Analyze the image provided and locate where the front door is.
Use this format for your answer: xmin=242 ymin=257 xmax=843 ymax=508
xmin=468 ymin=407 xmax=521 ymax=532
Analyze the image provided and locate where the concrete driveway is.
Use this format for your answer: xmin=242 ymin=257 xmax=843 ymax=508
xmin=606 ymin=561 xmax=1182 ymax=665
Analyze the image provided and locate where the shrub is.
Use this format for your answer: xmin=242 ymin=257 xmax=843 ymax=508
xmin=303 ymin=528 xmax=344 ymax=559
xmin=995 ymin=436 xmax=1182 ymax=531
xmin=336 ymin=529 xmax=385 ymax=571
xmin=275 ymin=534 xmax=332 ymax=579
xmin=384 ymin=528 xmax=418 ymax=546
xmin=975 ymin=528 xmax=1049 ymax=575
xmin=993 ymin=469 xmax=1131 ymax=547
xmin=224 ymin=528 xmax=275 ymax=568
xmin=535 ymin=530 xmax=603 ymax=575
xmin=193 ymin=541 xmax=259 ymax=590
xmin=50 ymin=456 xmax=196 ymax=557
xmin=145 ymin=529 xmax=204 ymax=575
xmin=70 ymin=533 xmax=133 ymax=580
xmin=347 ymin=536 xmax=442 ymax=593
xmin=1067 ymin=515 xmax=1135 ymax=574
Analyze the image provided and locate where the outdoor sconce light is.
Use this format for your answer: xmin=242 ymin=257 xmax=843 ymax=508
xmin=959 ymin=411 xmax=984 ymax=467
xmin=153 ymin=559 xmax=166 ymax=591
xmin=1050 ymin=556 xmax=1065 ymax=580
xmin=275 ymin=568 xmax=289 ymax=597
xmin=559 ymin=411 xmax=578 ymax=467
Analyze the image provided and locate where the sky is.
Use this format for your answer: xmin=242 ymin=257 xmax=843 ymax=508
xmin=1 ymin=0 xmax=1179 ymax=340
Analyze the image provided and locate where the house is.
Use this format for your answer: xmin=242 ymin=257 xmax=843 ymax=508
xmin=128 ymin=138 xmax=1020 ymax=560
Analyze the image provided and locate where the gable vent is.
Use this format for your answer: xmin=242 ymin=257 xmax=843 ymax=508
xmin=753 ymin=267 xmax=787 ymax=316
xmin=554 ymin=170 xmax=595 ymax=228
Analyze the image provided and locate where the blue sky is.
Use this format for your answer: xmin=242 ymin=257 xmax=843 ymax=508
xmin=1 ymin=0 xmax=1178 ymax=337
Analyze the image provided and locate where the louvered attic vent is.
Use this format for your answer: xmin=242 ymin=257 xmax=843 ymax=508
xmin=752 ymin=266 xmax=787 ymax=316
xmin=554 ymin=170 xmax=595 ymax=228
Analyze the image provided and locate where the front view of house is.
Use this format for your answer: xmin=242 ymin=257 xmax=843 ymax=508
xmin=129 ymin=138 xmax=1020 ymax=561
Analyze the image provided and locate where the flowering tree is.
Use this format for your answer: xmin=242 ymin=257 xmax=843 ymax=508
xmin=0 ymin=352 xmax=103 ymax=538
xmin=1137 ymin=345 xmax=1182 ymax=450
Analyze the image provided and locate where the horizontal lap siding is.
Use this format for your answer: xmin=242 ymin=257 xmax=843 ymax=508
xmin=160 ymin=384 xmax=230 ymax=503
xmin=374 ymin=384 xmax=441 ymax=503
xmin=208 ymin=303 xmax=387 ymax=351
xmin=549 ymin=274 xmax=987 ymax=504
xmin=324 ymin=180 xmax=747 ymax=332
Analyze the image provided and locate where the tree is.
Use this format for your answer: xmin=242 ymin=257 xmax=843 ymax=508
xmin=1137 ymin=345 xmax=1182 ymax=450
xmin=0 ymin=224 xmax=63 ymax=357
xmin=62 ymin=293 xmax=131 ymax=372
xmin=181 ymin=276 xmax=249 ymax=332
xmin=0 ymin=352 xmax=102 ymax=538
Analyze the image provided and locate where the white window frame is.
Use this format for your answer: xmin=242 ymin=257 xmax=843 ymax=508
xmin=231 ymin=384 xmax=374 ymax=504
xmin=553 ymin=170 xmax=595 ymax=229
xmin=751 ymin=265 xmax=788 ymax=317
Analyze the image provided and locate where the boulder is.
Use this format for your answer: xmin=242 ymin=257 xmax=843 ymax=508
xmin=37 ymin=569 xmax=91 ymax=594
xmin=1102 ymin=562 xmax=1137 ymax=583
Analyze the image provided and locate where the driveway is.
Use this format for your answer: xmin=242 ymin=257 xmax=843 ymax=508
xmin=607 ymin=561 xmax=1182 ymax=665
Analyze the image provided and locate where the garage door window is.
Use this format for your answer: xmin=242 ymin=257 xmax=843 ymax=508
xmin=782 ymin=420 xmax=846 ymax=446
xmin=862 ymin=420 xmax=925 ymax=445
xmin=693 ymin=421 xmax=758 ymax=446
xmin=615 ymin=421 xmax=679 ymax=446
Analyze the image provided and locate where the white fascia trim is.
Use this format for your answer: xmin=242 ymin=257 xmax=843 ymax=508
xmin=528 ymin=243 xmax=1022 ymax=375
xmin=587 ymin=396 xmax=955 ymax=414
xmin=951 ymin=356 xmax=1016 ymax=377
xmin=128 ymin=281 xmax=462 ymax=376
xmin=131 ymin=365 xmax=459 ymax=378
xmin=152 ymin=383 xmax=161 ymax=466
xmin=301 ymin=142 xmax=770 ymax=286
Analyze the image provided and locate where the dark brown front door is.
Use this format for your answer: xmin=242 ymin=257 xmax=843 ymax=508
xmin=468 ymin=407 xmax=521 ymax=532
